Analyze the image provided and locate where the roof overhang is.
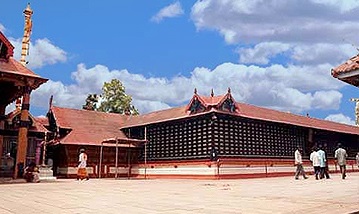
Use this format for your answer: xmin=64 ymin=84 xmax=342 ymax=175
xmin=337 ymin=68 xmax=359 ymax=79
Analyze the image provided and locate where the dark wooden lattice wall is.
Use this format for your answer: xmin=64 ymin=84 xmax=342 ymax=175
xmin=214 ymin=114 xmax=307 ymax=158
xmin=133 ymin=113 xmax=309 ymax=161
xmin=126 ymin=112 xmax=359 ymax=161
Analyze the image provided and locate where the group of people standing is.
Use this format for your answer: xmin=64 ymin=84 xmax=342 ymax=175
xmin=309 ymin=145 xmax=331 ymax=180
xmin=294 ymin=143 xmax=352 ymax=180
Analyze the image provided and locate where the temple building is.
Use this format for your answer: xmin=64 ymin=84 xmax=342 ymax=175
xmin=45 ymin=105 xmax=144 ymax=178
xmin=0 ymin=4 xmax=48 ymax=178
xmin=2 ymin=4 xmax=358 ymax=180
xmin=43 ymin=89 xmax=359 ymax=179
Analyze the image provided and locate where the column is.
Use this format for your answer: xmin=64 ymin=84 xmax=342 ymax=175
xmin=14 ymin=87 xmax=31 ymax=178
xmin=306 ymin=129 xmax=314 ymax=156
xmin=0 ymin=104 xmax=6 ymax=165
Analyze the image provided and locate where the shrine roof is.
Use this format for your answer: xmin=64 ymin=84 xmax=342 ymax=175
xmin=0 ymin=31 xmax=47 ymax=88
xmin=5 ymin=108 xmax=48 ymax=133
xmin=331 ymin=55 xmax=359 ymax=87
xmin=32 ymin=117 xmax=48 ymax=133
xmin=121 ymin=96 xmax=359 ymax=135
xmin=50 ymin=106 xmax=131 ymax=146
xmin=332 ymin=55 xmax=359 ymax=77
xmin=0 ymin=57 xmax=46 ymax=80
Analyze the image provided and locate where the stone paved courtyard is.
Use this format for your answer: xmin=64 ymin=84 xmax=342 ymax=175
xmin=0 ymin=172 xmax=358 ymax=214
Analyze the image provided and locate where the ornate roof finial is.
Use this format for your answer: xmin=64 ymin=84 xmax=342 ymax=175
xmin=194 ymin=88 xmax=197 ymax=95
xmin=228 ymin=87 xmax=231 ymax=94
xmin=211 ymin=88 xmax=214 ymax=97
xmin=20 ymin=3 xmax=33 ymax=66
xmin=49 ymin=95 xmax=53 ymax=109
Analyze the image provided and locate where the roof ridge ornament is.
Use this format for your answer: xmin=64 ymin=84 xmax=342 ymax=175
xmin=211 ymin=89 xmax=214 ymax=97
xmin=194 ymin=88 xmax=197 ymax=95
xmin=49 ymin=95 xmax=53 ymax=110
xmin=228 ymin=87 xmax=231 ymax=94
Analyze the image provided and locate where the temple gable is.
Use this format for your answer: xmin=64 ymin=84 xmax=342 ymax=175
xmin=0 ymin=32 xmax=14 ymax=60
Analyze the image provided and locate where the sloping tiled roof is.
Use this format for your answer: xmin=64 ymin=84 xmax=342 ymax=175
xmin=122 ymin=96 xmax=359 ymax=135
xmin=332 ymin=55 xmax=359 ymax=77
xmin=198 ymin=95 xmax=224 ymax=106
xmin=0 ymin=58 xmax=46 ymax=80
xmin=32 ymin=117 xmax=48 ymax=133
xmin=5 ymin=108 xmax=47 ymax=133
xmin=0 ymin=31 xmax=47 ymax=90
xmin=51 ymin=106 xmax=130 ymax=146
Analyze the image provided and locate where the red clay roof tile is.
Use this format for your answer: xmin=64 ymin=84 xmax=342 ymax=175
xmin=51 ymin=106 xmax=130 ymax=145
xmin=0 ymin=58 xmax=46 ymax=79
xmin=122 ymin=96 xmax=359 ymax=135
xmin=332 ymin=55 xmax=359 ymax=77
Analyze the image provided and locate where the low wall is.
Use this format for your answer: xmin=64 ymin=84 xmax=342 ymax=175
xmin=55 ymin=158 xmax=359 ymax=179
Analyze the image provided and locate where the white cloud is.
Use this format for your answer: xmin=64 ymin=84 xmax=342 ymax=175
xmin=311 ymin=0 xmax=359 ymax=12
xmin=325 ymin=113 xmax=355 ymax=125
xmin=151 ymin=1 xmax=184 ymax=23
xmin=10 ymin=38 xmax=67 ymax=69
xmin=238 ymin=42 xmax=291 ymax=65
xmin=191 ymin=0 xmax=359 ymax=44
xmin=292 ymin=43 xmax=355 ymax=65
xmin=237 ymin=42 xmax=356 ymax=66
xmin=30 ymin=61 xmax=344 ymax=115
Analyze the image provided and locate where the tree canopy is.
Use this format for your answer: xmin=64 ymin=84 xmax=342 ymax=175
xmin=82 ymin=79 xmax=139 ymax=115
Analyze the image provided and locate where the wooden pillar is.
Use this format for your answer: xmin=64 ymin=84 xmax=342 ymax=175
xmin=0 ymin=104 xmax=6 ymax=165
xmin=306 ymin=129 xmax=314 ymax=155
xmin=14 ymin=87 xmax=31 ymax=178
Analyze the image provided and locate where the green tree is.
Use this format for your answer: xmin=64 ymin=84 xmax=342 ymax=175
xmin=82 ymin=94 xmax=99 ymax=111
xmin=83 ymin=79 xmax=139 ymax=115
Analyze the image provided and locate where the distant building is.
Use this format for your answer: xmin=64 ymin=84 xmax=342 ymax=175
xmin=44 ymin=89 xmax=359 ymax=179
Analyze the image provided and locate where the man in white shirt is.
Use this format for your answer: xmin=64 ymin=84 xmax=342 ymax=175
xmin=294 ymin=147 xmax=308 ymax=180
xmin=310 ymin=147 xmax=321 ymax=180
xmin=335 ymin=143 xmax=348 ymax=179
xmin=317 ymin=145 xmax=326 ymax=179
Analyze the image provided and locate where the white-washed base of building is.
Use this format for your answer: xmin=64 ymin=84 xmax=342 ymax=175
xmin=54 ymin=161 xmax=359 ymax=179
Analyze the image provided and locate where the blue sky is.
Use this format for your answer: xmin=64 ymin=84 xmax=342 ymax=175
xmin=1 ymin=0 xmax=359 ymax=125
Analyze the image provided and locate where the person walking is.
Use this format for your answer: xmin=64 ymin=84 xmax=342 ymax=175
xmin=294 ymin=147 xmax=308 ymax=180
xmin=335 ymin=143 xmax=348 ymax=179
xmin=322 ymin=144 xmax=330 ymax=179
xmin=77 ymin=148 xmax=89 ymax=180
xmin=310 ymin=147 xmax=320 ymax=180
xmin=317 ymin=145 xmax=326 ymax=179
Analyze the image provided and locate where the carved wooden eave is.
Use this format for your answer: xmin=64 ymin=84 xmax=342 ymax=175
xmin=185 ymin=93 xmax=208 ymax=114
xmin=186 ymin=88 xmax=239 ymax=115
xmin=0 ymin=71 xmax=47 ymax=105
xmin=215 ymin=90 xmax=239 ymax=114
xmin=0 ymin=30 xmax=48 ymax=106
